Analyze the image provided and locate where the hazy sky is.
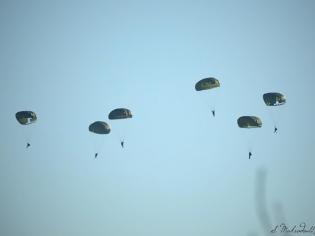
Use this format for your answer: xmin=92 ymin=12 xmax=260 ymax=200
xmin=1 ymin=1 xmax=314 ymax=235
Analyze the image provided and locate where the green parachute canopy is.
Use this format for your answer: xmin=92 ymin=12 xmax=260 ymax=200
xmin=238 ymin=116 xmax=262 ymax=128
xmin=15 ymin=111 xmax=37 ymax=125
xmin=108 ymin=108 xmax=132 ymax=120
xmin=195 ymin=77 xmax=220 ymax=91
xmin=263 ymin=92 xmax=286 ymax=106
xmin=89 ymin=121 xmax=111 ymax=134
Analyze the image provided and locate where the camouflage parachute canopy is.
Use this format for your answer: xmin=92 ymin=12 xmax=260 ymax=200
xmin=89 ymin=121 xmax=111 ymax=134
xmin=108 ymin=108 xmax=132 ymax=120
xmin=15 ymin=111 xmax=37 ymax=125
xmin=195 ymin=77 xmax=220 ymax=91
xmin=263 ymin=92 xmax=286 ymax=106
xmin=237 ymin=116 xmax=262 ymax=128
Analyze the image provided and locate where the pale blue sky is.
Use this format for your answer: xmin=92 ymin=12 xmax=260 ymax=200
xmin=0 ymin=1 xmax=314 ymax=235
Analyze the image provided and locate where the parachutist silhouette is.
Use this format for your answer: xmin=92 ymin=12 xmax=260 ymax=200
xmin=95 ymin=153 xmax=98 ymax=158
xmin=274 ymin=126 xmax=278 ymax=134
xmin=26 ymin=143 xmax=30 ymax=148
xmin=211 ymin=110 xmax=215 ymax=117
xmin=120 ymin=140 xmax=124 ymax=148
xmin=249 ymin=151 xmax=252 ymax=159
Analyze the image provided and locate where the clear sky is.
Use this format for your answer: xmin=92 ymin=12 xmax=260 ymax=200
xmin=0 ymin=0 xmax=314 ymax=235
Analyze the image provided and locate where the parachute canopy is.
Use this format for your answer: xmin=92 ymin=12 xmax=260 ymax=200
xmin=15 ymin=111 xmax=37 ymax=125
xmin=89 ymin=121 xmax=111 ymax=134
xmin=108 ymin=108 xmax=132 ymax=120
xmin=263 ymin=92 xmax=286 ymax=106
xmin=195 ymin=77 xmax=220 ymax=91
xmin=238 ymin=116 xmax=262 ymax=128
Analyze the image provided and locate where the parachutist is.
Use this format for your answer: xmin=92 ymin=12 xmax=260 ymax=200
xmin=249 ymin=152 xmax=252 ymax=159
xmin=89 ymin=122 xmax=110 ymax=159
xmin=16 ymin=112 xmax=36 ymax=149
xmin=195 ymin=78 xmax=220 ymax=119
xmin=108 ymin=109 xmax=131 ymax=150
xmin=274 ymin=126 xmax=278 ymax=134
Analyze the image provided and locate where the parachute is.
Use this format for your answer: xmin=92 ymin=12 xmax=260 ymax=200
xmin=263 ymin=93 xmax=286 ymax=106
xmin=108 ymin=108 xmax=132 ymax=120
xmin=237 ymin=116 xmax=262 ymax=128
xmin=89 ymin=121 xmax=111 ymax=134
xmin=15 ymin=111 xmax=37 ymax=125
xmin=195 ymin=77 xmax=220 ymax=91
